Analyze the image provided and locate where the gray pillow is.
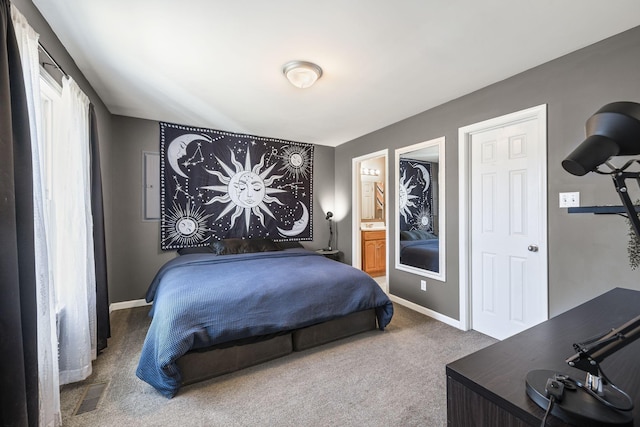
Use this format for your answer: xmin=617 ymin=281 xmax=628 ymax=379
xmin=177 ymin=246 xmax=214 ymax=255
xmin=400 ymin=230 xmax=437 ymax=241
xmin=212 ymin=238 xmax=281 ymax=255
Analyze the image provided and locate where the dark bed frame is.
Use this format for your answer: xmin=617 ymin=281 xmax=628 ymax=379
xmin=177 ymin=309 xmax=377 ymax=387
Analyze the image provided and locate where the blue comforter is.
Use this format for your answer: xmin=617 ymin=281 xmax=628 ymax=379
xmin=399 ymin=239 xmax=439 ymax=272
xmin=136 ymin=248 xmax=393 ymax=397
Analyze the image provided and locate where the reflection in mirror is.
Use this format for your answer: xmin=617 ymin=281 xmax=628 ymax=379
xmin=360 ymin=157 xmax=385 ymax=222
xmin=395 ymin=136 xmax=445 ymax=281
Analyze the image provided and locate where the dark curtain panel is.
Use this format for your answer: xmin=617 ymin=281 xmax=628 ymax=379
xmin=0 ymin=0 xmax=39 ymax=425
xmin=90 ymin=104 xmax=111 ymax=352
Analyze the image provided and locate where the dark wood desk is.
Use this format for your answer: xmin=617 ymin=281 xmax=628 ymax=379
xmin=446 ymin=288 xmax=640 ymax=426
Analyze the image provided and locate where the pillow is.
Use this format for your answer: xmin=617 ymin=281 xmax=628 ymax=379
xmin=399 ymin=230 xmax=437 ymax=241
xmin=212 ymin=238 xmax=281 ymax=255
xmin=275 ymin=241 xmax=304 ymax=249
xmin=399 ymin=230 xmax=415 ymax=241
xmin=177 ymin=246 xmax=214 ymax=255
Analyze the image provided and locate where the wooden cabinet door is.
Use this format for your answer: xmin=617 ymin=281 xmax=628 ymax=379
xmin=362 ymin=230 xmax=386 ymax=276
xmin=363 ymin=240 xmax=378 ymax=273
xmin=375 ymin=240 xmax=386 ymax=272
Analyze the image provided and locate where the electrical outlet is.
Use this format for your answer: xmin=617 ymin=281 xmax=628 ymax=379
xmin=420 ymin=280 xmax=427 ymax=291
xmin=559 ymin=192 xmax=580 ymax=208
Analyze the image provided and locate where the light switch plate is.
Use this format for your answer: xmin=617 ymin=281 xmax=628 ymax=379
xmin=559 ymin=192 xmax=580 ymax=208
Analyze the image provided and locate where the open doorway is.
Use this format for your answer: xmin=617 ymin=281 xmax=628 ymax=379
xmin=352 ymin=150 xmax=389 ymax=293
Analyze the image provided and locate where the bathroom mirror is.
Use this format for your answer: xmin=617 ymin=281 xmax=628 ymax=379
xmin=360 ymin=157 xmax=385 ymax=222
xmin=395 ymin=136 xmax=445 ymax=281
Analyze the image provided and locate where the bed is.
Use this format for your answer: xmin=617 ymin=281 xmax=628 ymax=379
xmin=136 ymin=240 xmax=393 ymax=398
xmin=399 ymin=230 xmax=439 ymax=272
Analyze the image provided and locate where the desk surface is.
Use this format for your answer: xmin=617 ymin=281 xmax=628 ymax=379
xmin=446 ymin=288 xmax=640 ymax=425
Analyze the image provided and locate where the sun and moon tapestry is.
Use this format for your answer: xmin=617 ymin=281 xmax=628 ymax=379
xmin=398 ymin=158 xmax=434 ymax=233
xmin=160 ymin=122 xmax=314 ymax=250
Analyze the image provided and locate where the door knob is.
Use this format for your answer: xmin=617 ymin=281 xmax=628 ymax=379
xmin=528 ymin=245 xmax=539 ymax=252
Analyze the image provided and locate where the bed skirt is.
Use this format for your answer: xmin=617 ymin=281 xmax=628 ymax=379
xmin=178 ymin=309 xmax=377 ymax=386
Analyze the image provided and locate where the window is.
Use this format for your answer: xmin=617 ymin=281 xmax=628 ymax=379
xmin=38 ymin=67 xmax=96 ymax=384
xmin=39 ymin=68 xmax=62 ymax=310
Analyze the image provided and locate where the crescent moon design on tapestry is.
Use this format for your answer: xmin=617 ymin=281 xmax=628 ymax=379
xmin=414 ymin=164 xmax=431 ymax=192
xmin=167 ymin=134 xmax=210 ymax=178
xmin=277 ymin=202 xmax=309 ymax=237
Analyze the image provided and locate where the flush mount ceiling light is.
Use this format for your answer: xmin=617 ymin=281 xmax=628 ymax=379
xmin=282 ymin=60 xmax=323 ymax=89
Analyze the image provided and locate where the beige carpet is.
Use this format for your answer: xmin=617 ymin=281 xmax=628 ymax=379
xmin=60 ymin=303 xmax=496 ymax=426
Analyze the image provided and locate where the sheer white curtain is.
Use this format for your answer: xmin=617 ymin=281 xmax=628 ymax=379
xmin=56 ymin=76 xmax=97 ymax=385
xmin=10 ymin=3 xmax=96 ymax=420
xmin=10 ymin=5 xmax=61 ymax=426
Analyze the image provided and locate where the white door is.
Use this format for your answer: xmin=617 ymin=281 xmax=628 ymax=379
xmin=362 ymin=181 xmax=374 ymax=219
xmin=468 ymin=111 xmax=547 ymax=340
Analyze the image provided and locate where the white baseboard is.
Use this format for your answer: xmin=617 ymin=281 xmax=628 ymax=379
xmin=108 ymin=296 xmax=463 ymax=331
xmin=109 ymin=299 xmax=151 ymax=313
xmin=389 ymin=294 xmax=465 ymax=330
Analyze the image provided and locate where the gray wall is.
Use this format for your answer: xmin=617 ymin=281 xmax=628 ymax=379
xmin=109 ymin=116 xmax=336 ymax=302
xmin=336 ymin=25 xmax=640 ymax=320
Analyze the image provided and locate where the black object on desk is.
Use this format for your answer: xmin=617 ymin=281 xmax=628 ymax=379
xmin=525 ymin=303 xmax=640 ymax=425
xmin=447 ymin=288 xmax=640 ymax=426
xmin=525 ymin=369 xmax=632 ymax=426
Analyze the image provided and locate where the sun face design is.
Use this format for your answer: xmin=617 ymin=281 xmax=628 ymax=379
xmin=201 ymin=149 xmax=286 ymax=232
xmin=414 ymin=205 xmax=433 ymax=232
xmin=399 ymin=170 xmax=419 ymax=223
xmin=162 ymin=202 xmax=213 ymax=248
xmin=277 ymin=145 xmax=312 ymax=180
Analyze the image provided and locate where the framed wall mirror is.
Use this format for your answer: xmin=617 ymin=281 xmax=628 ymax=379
xmin=395 ymin=136 xmax=445 ymax=281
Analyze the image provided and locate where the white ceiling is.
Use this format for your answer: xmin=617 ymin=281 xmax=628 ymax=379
xmin=32 ymin=0 xmax=640 ymax=147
